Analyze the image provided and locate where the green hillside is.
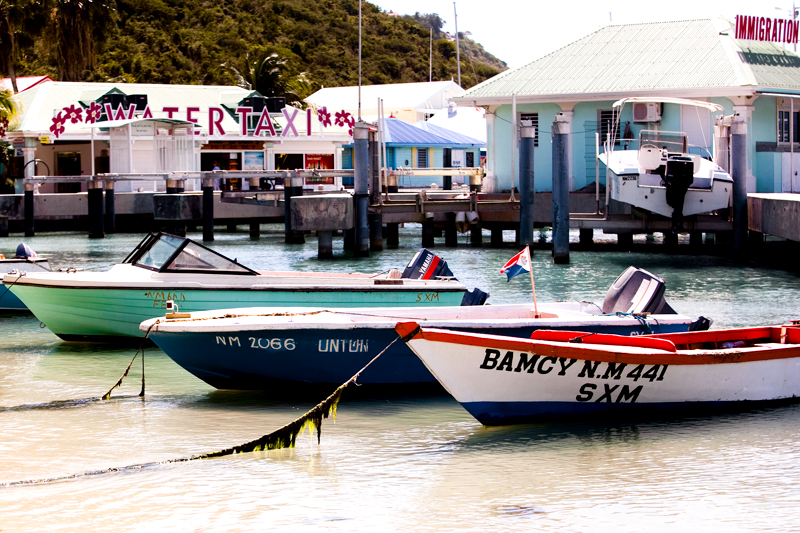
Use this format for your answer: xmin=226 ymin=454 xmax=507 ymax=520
xmin=16 ymin=0 xmax=506 ymax=96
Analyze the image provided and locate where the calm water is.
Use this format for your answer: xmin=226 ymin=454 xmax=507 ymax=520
xmin=1 ymin=228 xmax=800 ymax=532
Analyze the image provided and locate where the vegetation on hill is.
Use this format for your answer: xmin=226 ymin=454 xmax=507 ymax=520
xmin=6 ymin=0 xmax=506 ymax=97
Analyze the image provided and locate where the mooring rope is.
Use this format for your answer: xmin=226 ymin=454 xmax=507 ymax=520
xmin=0 ymin=334 xmax=404 ymax=486
xmin=0 ymin=272 xmax=23 ymax=303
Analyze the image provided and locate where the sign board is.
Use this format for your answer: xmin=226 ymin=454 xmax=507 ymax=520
xmin=12 ymin=137 xmax=24 ymax=147
xmin=132 ymin=122 xmax=155 ymax=136
xmin=14 ymin=148 xmax=23 ymax=157
xmin=243 ymin=151 xmax=264 ymax=170
xmin=451 ymin=149 xmax=464 ymax=168
xmin=39 ymin=135 xmax=51 ymax=144
xmin=736 ymin=15 xmax=799 ymax=44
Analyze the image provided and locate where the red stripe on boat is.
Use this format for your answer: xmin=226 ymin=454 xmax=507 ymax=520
xmin=421 ymin=256 xmax=440 ymax=280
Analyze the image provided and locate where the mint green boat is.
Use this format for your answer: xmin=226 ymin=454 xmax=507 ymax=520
xmin=4 ymin=233 xmax=474 ymax=341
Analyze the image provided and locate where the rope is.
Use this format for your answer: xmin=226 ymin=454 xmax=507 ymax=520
xmin=0 ymin=334 xmax=402 ymax=486
xmin=601 ymin=311 xmax=662 ymax=335
xmin=0 ymin=272 xmax=23 ymax=303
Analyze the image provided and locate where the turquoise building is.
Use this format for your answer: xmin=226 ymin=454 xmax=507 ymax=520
xmin=455 ymin=18 xmax=800 ymax=195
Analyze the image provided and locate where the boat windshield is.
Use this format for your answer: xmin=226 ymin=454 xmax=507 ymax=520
xmin=639 ymin=130 xmax=688 ymax=154
xmin=126 ymin=233 xmax=256 ymax=274
xmin=163 ymin=242 xmax=253 ymax=273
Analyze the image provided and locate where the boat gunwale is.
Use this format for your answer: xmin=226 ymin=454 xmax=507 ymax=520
xmin=399 ymin=324 xmax=800 ymax=366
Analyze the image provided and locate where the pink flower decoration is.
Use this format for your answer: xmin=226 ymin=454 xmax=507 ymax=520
xmin=317 ymin=107 xmax=332 ymax=127
xmin=85 ymin=101 xmax=102 ymax=124
xmin=64 ymin=104 xmax=83 ymax=124
xmin=50 ymin=112 xmax=66 ymax=138
xmin=0 ymin=118 xmax=7 ymax=138
xmin=334 ymin=110 xmax=352 ymax=128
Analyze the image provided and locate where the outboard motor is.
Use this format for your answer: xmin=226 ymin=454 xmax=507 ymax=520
xmin=664 ymin=156 xmax=694 ymax=234
xmin=15 ymin=243 xmax=36 ymax=259
xmin=461 ymin=288 xmax=489 ymax=306
xmin=401 ymin=249 xmax=455 ymax=280
xmin=602 ymin=266 xmax=675 ymax=315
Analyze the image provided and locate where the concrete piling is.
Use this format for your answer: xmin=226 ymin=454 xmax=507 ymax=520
xmin=202 ymin=177 xmax=214 ymax=242
xmin=284 ymin=171 xmax=305 ymax=244
xmin=88 ymin=179 xmax=104 ymax=239
xmin=732 ymin=119 xmax=748 ymax=254
xmin=23 ymin=183 xmax=34 ymax=237
xmin=353 ymin=121 xmax=370 ymax=257
xmin=369 ymin=129 xmax=383 ymax=251
xmin=552 ymin=120 xmax=569 ymax=264
xmin=519 ymin=124 xmax=536 ymax=248
xmin=385 ymin=174 xmax=400 ymax=248
xmin=104 ymin=180 xmax=115 ymax=234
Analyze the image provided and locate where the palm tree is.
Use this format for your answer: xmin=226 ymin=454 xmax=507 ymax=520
xmin=0 ymin=88 xmax=18 ymax=120
xmin=222 ymin=49 xmax=316 ymax=109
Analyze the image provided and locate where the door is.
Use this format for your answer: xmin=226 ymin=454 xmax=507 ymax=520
xmin=781 ymin=152 xmax=800 ymax=192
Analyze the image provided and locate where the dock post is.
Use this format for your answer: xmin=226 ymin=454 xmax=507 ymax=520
xmin=202 ymin=176 xmax=214 ymax=242
xmin=385 ymin=174 xmax=399 ymax=248
xmin=443 ymin=172 xmax=457 ymax=247
xmin=469 ymin=175 xmax=482 ymax=246
xmin=88 ymin=179 xmax=105 ymax=239
xmin=369 ymin=129 xmax=383 ymax=251
xmin=422 ymin=219 xmax=435 ymax=248
xmin=731 ymin=119 xmax=748 ymax=254
xmin=104 ymin=180 xmax=115 ymax=234
xmin=519 ymin=123 xmax=536 ymax=249
xmin=490 ymin=226 xmax=503 ymax=247
xmin=284 ymin=171 xmax=305 ymax=244
xmin=249 ymin=221 xmax=261 ymax=239
xmin=318 ymin=230 xmax=333 ymax=259
xmin=552 ymin=119 xmax=569 ymax=264
xmin=165 ymin=178 xmax=185 ymax=236
xmin=579 ymin=229 xmax=593 ymax=246
xmin=23 ymin=182 xmax=34 ymax=237
xmin=353 ymin=121 xmax=370 ymax=257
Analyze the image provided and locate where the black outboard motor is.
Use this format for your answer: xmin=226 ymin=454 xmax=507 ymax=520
xmin=14 ymin=243 xmax=36 ymax=259
xmin=664 ymin=156 xmax=694 ymax=234
xmin=461 ymin=288 xmax=489 ymax=306
xmin=602 ymin=266 xmax=675 ymax=315
xmin=401 ymin=249 xmax=455 ymax=280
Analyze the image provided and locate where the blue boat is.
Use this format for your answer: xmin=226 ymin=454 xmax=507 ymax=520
xmin=141 ymin=267 xmax=711 ymax=390
xmin=1 ymin=244 xmax=50 ymax=312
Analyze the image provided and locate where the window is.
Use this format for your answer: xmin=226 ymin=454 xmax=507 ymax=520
xmin=417 ymin=147 xmax=428 ymax=168
xmin=466 ymin=152 xmax=475 ymax=167
xmin=519 ymin=113 xmax=539 ymax=146
xmin=598 ymin=109 xmax=620 ymax=146
xmin=778 ymin=109 xmax=800 ymax=143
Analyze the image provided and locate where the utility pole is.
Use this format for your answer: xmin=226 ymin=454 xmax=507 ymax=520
xmin=454 ymin=2 xmax=461 ymax=87
xmin=429 ymin=26 xmax=433 ymax=82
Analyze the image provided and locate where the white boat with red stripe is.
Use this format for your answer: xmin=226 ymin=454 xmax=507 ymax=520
xmin=396 ymin=322 xmax=800 ymax=425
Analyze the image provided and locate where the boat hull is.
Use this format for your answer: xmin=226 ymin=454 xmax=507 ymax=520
xmin=404 ymin=328 xmax=800 ymax=425
xmin=145 ymin=308 xmax=697 ymax=388
xmin=8 ymin=284 xmax=466 ymax=339
xmin=1 ymin=258 xmax=50 ymax=312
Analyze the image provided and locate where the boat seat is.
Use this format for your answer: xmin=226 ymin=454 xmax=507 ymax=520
xmin=638 ymin=145 xmax=664 ymax=171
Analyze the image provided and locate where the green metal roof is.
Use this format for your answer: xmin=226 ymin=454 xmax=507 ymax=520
xmin=457 ymin=18 xmax=800 ymax=103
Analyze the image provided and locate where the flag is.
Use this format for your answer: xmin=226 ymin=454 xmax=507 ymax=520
xmin=500 ymin=247 xmax=531 ymax=282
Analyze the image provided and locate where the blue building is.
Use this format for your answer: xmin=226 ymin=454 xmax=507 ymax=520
xmin=342 ymin=117 xmax=484 ymax=187
xmin=455 ymin=18 xmax=800 ymax=196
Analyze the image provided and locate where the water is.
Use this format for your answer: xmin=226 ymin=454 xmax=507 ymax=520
xmin=2 ymin=227 xmax=800 ymax=532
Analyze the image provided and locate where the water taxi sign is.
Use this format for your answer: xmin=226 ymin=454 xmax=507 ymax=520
xmin=735 ymin=14 xmax=799 ymax=44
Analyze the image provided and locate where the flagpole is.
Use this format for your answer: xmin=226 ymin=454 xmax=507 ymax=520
xmin=527 ymin=246 xmax=539 ymax=318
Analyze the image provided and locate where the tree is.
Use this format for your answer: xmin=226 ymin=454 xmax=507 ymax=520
xmin=0 ymin=0 xmax=46 ymax=93
xmin=222 ymin=48 xmax=316 ymax=108
xmin=50 ymin=0 xmax=117 ymax=81
xmin=0 ymin=88 xmax=18 ymax=119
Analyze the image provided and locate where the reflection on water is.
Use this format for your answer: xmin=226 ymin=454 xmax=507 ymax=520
xmin=1 ymin=230 xmax=800 ymax=531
